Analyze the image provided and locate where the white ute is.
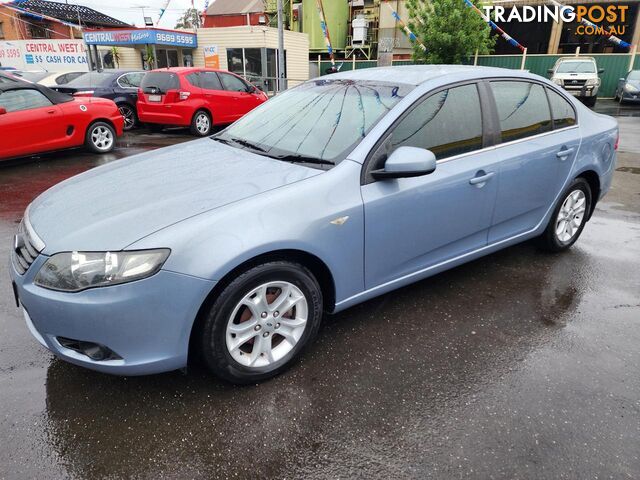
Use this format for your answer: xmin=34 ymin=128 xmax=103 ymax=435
xmin=549 ymin=57 xmax=603 ymax=107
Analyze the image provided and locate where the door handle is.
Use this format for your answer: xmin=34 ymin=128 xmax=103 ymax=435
xmin=469 ymin=171 xmax=495 ymax=185
xmin=47 ymin=109 xmax=56 ymax=114
xmin=556 ymin=147 xmax=575 ymax=159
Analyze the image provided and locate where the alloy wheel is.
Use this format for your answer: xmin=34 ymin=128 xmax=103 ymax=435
xmin=225 ymin=281 xmax=308 ymax=368
xmin=555 ymin=189 xmax=586 ymax=243
xmin=195 ymin=113 xmax=210 ymax=135
xmin=90 ymin=125 xmax=114 ymax=151
xmin=118 ymin=105 xmax=135 ymax=130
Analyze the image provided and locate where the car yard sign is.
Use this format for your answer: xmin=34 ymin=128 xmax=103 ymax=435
xmin=0 ymin=40 xmax=89 ymax=71
xmin=83 ymin=29 xmax=197 ymax=48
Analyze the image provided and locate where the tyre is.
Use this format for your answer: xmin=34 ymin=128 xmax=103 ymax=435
xmin=198 ymin=261 xmax=323 ymax=384
xmin=190 ymin=110 xmax=212 ymax=136
xmin=85 ymin=121 xmax=115 ymax=154
xmin=539 ymin=178 xmax=592 ymax=252
xmin=583 ymin=96 xmax=597 ymax=108
xmin=117 ymin=103 xmax=137 ymax=131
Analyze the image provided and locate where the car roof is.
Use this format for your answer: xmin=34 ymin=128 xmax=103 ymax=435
xmin=328 ymin=65 xmax=545 ymax=86
xmin=148 ymin=67 xmax=231 ymax=75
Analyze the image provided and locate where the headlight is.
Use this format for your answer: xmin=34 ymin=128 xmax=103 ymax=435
xmin=624 ymin=83 xmax=639 ymax=93
xmin=585 ymin=78 xmax=600 ymax=86
xmin=34 ymin=249 xmax=170 ymax=292
xmin=552 ymin=78 xmax=563 ymax=86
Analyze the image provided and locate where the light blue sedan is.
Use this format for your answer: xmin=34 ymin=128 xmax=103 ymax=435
xmin=10 ymin=66 xmax=618 ymax=383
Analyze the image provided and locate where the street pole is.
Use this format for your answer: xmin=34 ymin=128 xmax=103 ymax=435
xmin=277 ymin=0 xmax=285 ymax=92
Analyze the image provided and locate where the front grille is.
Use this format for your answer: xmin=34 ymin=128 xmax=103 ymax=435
xmin=564 ymin=79 xmax=587 ymax=88
xmin=11 ymin=219 xmax=42 ymax=275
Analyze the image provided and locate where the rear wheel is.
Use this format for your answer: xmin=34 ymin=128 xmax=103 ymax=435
xmin=117 ymin=103 xmax=137 ymax=131
xmin=190 ymin=110 xmax=212 ymax=136
xmin=198 ymin=261 xmax=323 ymax=384
xmin=539 ymin=178 xmax=592 ymax=252
xmin=85 ymin=121 xmax=115 ymax=153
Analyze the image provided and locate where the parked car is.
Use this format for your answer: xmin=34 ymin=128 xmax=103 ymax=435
xmin=137 ymin=67 xmax=268 ymax=136
xmin=11 ymin=69 xmax=86 ymax=87
xmin=614 ymin=70 xmax=640 ymax=104
xmin=54 ymin=69 xmax=145 ymax=131
xmin=10 ymin=66 xmax=617 ymax=383
xmin=0 ymin=77 xmax=124 ymax=160
xmin=548 ymin=57 xmax=603 ymax=107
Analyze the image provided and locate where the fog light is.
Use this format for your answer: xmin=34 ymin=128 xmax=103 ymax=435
xmin=57 ymin=337 xmax=122 ymax=361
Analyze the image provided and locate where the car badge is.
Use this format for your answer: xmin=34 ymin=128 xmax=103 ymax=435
xmin=79 ymin=105 xmax=87 ymax=112
xmin=14 ymin=234 xmax=24 ymax=253
xmin=330 ymin=216 xmax=350 ymax=226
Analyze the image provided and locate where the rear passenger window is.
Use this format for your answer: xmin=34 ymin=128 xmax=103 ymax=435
xmin=200 ymin=72 xmax=222 ymax=90
xmin=546 ymin=88 xmax=576 ymax=129
xmin=490 ymin=81 xmax=551 ymax=142
xmin=219 ymin=72 xmax=249 ymax=92
xmin=186 ymin=73 xmax=200 ymax=87
xmin=389 ymin=83 xmax=483 ymax=160
xmin=0 ymin=89 xmax=52 ymax=112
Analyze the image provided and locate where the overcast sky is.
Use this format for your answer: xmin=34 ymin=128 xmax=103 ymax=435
xmin=5 ymin=0 xmax=209 ymax=29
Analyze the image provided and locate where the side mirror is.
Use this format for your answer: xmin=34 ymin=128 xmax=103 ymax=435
xmin=547 ymin=68 xmax=554 ymax=74
xmin=0 ymin=107 xmax=6 ymax=115
xmin=619 ymin=77 xmax=625 ymax=82
xmin=598 ymin=68 xmax=605 ymax=74
xmin=371 ymin=146 xmax=437 ymax=180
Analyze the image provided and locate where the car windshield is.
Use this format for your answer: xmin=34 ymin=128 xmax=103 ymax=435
xmin=215 ymin=79 xmax=413 ymax=167
xmin=14 ymin=71 xmax=49 ymax=82
xmin=64 ymin=71 xmax=113 ymax=86
xmin=628 ymin=71 xmax=640 ymax=80
xmin=556 ymin=61 xmax=596 ymax=73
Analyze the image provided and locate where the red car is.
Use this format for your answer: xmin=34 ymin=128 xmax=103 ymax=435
xmin=137 ymin=67 xmax=268 ymax=136
xmin=0 ymin=76 xmax=124 ymax=160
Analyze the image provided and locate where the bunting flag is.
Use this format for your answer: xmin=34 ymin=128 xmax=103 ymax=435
xmin=547 ymin=0 xmax=632 ymax=49
xmin=463 ymin=0 xmax=526 ymax=52
xmin=202 ymin=0 xmax=209 ymax=26
xmin=384 ymin=1 xmax=427 ymax=52
xmin=315 ymin=0 xmax=336 ymax=67
xmin=156 ymin=0 xmax=172 ymax=26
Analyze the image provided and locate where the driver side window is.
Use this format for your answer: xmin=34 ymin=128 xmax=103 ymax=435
xmin=389 ymin=83 xmax=483 ymax=160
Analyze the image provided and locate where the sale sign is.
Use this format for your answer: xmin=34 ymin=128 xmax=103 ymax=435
xmin=0 ymin=40 xmax=89 ymax=71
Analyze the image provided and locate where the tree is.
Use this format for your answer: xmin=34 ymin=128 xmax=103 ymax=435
xmin=174 ymin=7 xmax=201 ymax=29
xmin=405 ymin=0 xmax=495 ymax=64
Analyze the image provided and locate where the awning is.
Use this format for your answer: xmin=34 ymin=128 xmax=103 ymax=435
xmin=83 ymin=28 xmax=197 ymax=48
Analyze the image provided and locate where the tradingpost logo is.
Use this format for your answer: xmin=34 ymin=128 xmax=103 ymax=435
xmin=481 ymin=2 xmax=630 ymax=36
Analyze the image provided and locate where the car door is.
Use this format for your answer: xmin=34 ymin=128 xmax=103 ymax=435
xmin=0 ymin=88 xmax=64 ymax=159
xmin=486 ymin=80 xmax=580 ymax=243
xmin=198 ymin=71 xmax=229 ymax=122
xmin=217 ymin=71 xmax=262 ymax=121
xmin=361 ymin=83 xmax=501 ymax=289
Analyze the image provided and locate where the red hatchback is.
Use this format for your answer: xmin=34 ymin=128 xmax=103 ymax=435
xmin=137 ymin=67 xmax=268 ymax=136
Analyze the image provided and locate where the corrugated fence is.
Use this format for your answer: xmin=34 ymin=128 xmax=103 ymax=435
xmin=315 ymin=53 xmax=640 ymax=97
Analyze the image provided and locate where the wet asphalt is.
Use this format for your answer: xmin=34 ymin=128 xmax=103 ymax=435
xmin=0 ymin=102 xmax=639 ymax=479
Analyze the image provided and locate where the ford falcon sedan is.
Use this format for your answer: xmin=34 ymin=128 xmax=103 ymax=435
xmin=10 ymin=66 xmax=617 ymax=384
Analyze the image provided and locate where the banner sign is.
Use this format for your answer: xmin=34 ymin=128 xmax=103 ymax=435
xmin=0 ymin=40 xmax=89 ymax=70
xmin=83 ymin=29 xmax=197 ymax=48
xmin=203 ymin=45 xmax=220 ymax=69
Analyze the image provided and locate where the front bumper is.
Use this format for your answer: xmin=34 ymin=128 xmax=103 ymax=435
xmin=621 ymin=91 xmax=640 ymax=102
xmin=564 ymin=85 xmax=599 ymax=98
xmin=10 ymin=254 xmax=215 ymax=375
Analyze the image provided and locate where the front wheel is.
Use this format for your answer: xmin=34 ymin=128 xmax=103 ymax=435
xmin=190 ymin=110 xmax=212 ymax=136
xmin=198 ymin=261 xmax=323 ymax=384
xmin=85 ymin=121 xmax=115 ymax=153
xmin=539 ymin=178 xmax=592 ymax=252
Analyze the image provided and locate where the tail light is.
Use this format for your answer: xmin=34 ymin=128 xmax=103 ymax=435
xmin=73 ymin=90 xmax=94 ymax=97
xmin=614 ymin=133 xmax=619 ymax=151
xmin=178 ymin=91 xmax=190 ymax=101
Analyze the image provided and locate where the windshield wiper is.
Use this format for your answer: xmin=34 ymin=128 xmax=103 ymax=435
xmin=228 ymin=138 xmax=268 ymax=153
xmin=273 ymin=154 xmax=335 ymax=166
